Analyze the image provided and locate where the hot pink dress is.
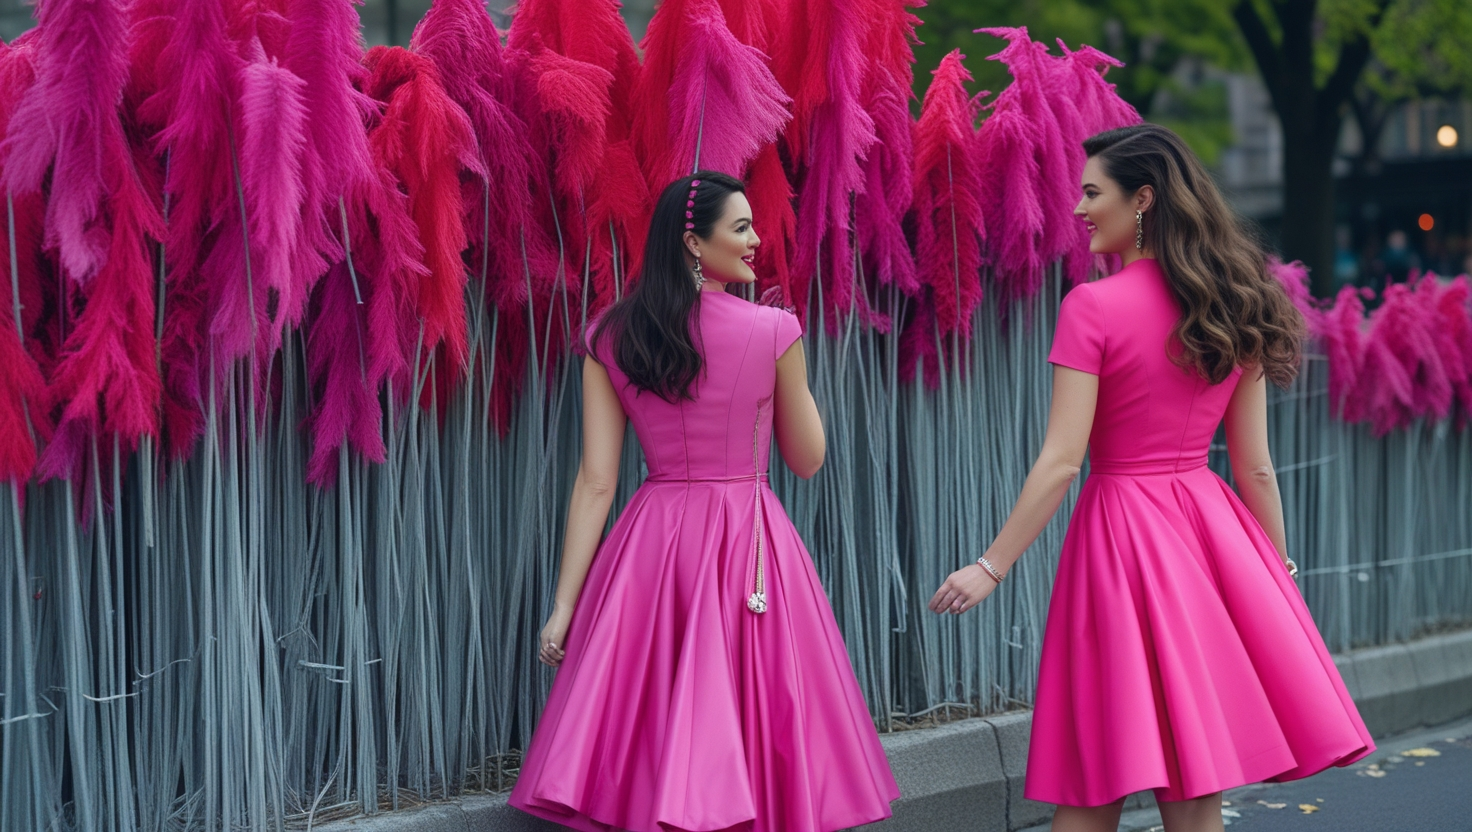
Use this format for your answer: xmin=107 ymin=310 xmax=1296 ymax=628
xmin=1027 ymin=258 xmax=1374 ymax=806
xmin=510 ymin=289 xmax=899 ymax=831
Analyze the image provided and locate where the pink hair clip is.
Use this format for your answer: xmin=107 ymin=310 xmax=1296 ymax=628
xmin=684 ymin=179 xmax=702 ymax=231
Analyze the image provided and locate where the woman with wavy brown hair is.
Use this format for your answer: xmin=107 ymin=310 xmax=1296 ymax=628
xmin=929 ymin=124 xmax=1373 ymax=832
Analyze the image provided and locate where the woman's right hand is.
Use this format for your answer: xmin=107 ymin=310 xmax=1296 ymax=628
xmin=539 ymin=607 xmax=573 ymax=667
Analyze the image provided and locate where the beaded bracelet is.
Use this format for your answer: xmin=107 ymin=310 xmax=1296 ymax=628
xmin=976 ymin=556 xmax=1005 ymax=585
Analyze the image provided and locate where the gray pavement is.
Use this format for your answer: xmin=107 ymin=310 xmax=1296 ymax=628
xmin=1020 ymin=715 xmax=1472 ymax=832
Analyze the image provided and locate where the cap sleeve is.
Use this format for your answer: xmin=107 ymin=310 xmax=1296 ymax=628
xmin=1048 ymin=285 xmax=1106 ymax=375
xmin=774 ymin=308 xmax=804 ymax=360
xmin=582 ymin=317 xmax=606 ymax=365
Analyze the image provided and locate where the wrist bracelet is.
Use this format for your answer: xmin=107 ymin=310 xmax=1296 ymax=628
xmin=1284 ymin=558 xmax=1299 ymax=578
xmin=976 ymin=556 xmax=1005 ymax=585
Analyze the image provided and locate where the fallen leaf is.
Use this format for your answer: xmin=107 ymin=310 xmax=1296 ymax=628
xmin=1299 ymin=804 xmax=1320 ymax=814
xmin=1222 ymin=809 xmax=1241 ymax=818
xmin=1258 ymin=801 xmax=1288 ymax=809
xmin=1222 ymin=801 xmax=1232 ymax=806
xmin=1359 ymin=768 xmax=1387 ymax=778
xmin=1416 ymin=761 xmax=1425 ymax=767
xmin=1317 ymin=798 xmax=1324 ymax=802
xmin=1388 ymin=755 xmax=1404 ymax=763
xmin=1402 ymin=747 xmax=1441 ymax=757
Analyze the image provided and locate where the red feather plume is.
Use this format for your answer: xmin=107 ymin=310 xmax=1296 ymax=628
xmin=912 ymin=51 xmax=985 ymax=346
xmin=364 ymin=45 xmax=483 ymax=386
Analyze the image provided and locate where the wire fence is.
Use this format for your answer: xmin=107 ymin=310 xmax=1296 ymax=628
xmin=3 ymin=269 xmax=1470 ymax=830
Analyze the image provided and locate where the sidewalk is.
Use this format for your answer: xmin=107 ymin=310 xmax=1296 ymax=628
xmin=315 ymin=628 xmax=1472 ymax=832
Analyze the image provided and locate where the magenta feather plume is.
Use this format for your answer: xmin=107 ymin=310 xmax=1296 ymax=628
xmin=913 ymin=50 xmax=985 ymax=344
xmin=37 ymin=155 xmax=164 ymax=479
xmin=1056 ymin=41 xmax=1141 ymax=136
xmin=237 ymin=43 xmax=309 ymax=354
xmin=1266 ymin=257 xmax=1320 ymax=332
xmin=854 ymin=0 xmax=921 ymax=297
xmin=664 ymin=6 xmax=791 ymax=180
xmin=282 ymin=0 xmax=377 ymax=329
xmin=1356 ymin=287 xmax=1423 ymax=435
xmin=972 ymin=89 xmax=1043 ymax=302
xmin=1322 ymin=286 xmax=1367 ymax=421
xmin=1378 ymin=280 xmax=1452 ymax=423
xmin=1434 ymin=276 xmax=1472 ymax=426
xmin=973 ymin=28 xmax=1073 ymax=301
xmin=0 ymin=40 xmax=49 ymax=482
xmin=305 ymin=261 xmax=386 ymax=486
xmin=364 ymin=45 xmax=482 ymax=383
xmin=1 ymin=0 xmax=134 ymax=285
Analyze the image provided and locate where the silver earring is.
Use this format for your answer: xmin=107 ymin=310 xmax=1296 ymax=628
xmin=692 ymin=257 xmax=705 ymax=288
xmin=1135 ymin=210 xmax=1144 ymax=251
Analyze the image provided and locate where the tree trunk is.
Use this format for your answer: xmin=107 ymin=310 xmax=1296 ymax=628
xmin=1232 ymin=0 xmax=1386 ymax=297
xmin=1279 ymin=116 xmax=1342 ymax=297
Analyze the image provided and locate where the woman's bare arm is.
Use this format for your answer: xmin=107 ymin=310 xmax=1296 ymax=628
xmin=538 ymin=356 xmax=627 ymax=666
xmin=1223 ymin=370 xmax=1291 ymax=562
xmin=929 ymin=366 xmax=1099 ymax=614
xmin=773 ymin=339 xmax=824 ymax=479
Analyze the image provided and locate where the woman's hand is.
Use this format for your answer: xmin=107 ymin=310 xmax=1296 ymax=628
xmin=539 ymin=607 xmax=573 ymax=667
xmin=928 ymin=564 xmax=1000 ymax=615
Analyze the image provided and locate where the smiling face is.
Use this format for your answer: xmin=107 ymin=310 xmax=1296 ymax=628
xmin=1076 ymin=155 xmax=1154 ymax=257
xmin=684 ymin=191 xmax=760 ymax=285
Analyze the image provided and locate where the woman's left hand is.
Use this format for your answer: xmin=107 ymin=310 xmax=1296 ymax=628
xmin=928 ymin=564 xmax=1000 ymax=614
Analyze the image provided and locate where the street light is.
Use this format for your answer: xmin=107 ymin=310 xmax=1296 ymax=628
xmin=1437 ymin=125 xmax=1459 ymax=148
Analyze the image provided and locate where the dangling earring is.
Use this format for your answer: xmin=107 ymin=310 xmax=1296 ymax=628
xmin=1135 ymin=210 xmax=1144 ymax=251
xmin=692 ymin=256 xmax=705 ymax=289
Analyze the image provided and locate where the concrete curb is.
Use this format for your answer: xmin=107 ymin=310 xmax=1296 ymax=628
xmin=315 ymin=629 xmax=1472 ymax=832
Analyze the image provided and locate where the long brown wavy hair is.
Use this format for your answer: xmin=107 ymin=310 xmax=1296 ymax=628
xmin=1083 ymin=124 xmax=1305 ymax=387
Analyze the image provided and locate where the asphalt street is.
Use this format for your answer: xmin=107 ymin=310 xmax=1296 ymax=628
xmin=1027 ymin=715 xmax=1472 ymax=832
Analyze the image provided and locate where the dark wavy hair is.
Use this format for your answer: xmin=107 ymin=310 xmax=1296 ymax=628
xmin=1083 ymin=124 xmax=1305 ymax=387
xmin=591 ymin=171 xmax=745 ymax=401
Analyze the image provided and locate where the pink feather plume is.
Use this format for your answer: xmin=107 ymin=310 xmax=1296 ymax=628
xmin=972 ymin=28 xmax=1072 ymax=302
xmin=1 ymin=0 xmax=135 ymax=285
xmin=237 ymin=41 xmax=309 ymax=355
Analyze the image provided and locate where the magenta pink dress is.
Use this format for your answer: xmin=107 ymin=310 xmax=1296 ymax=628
xmin=1027 ymin=258 xmax=1373 ymax=806
xmin=510 ymin=289 xmax=899 ymax=831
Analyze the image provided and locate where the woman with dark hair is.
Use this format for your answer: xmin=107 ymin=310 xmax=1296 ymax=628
xmin=510 ymin=172 xmax=898 ymax=831
xmin=929 ymin=124 xmax=1372 ymax=832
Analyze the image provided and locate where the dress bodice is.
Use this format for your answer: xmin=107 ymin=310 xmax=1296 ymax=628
xmin=590 ymin=289 xmax=804 ymax=481
xmin=1049 ymin=259 xmax=1245 ymax=475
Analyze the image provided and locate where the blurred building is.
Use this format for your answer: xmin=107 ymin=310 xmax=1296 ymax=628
xmin=1217 ymin=71 xmax=1472 ymax=284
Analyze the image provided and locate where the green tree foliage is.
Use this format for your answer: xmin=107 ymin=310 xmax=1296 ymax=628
xmin=911 ymin=0 xmax=1245 ymax=162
